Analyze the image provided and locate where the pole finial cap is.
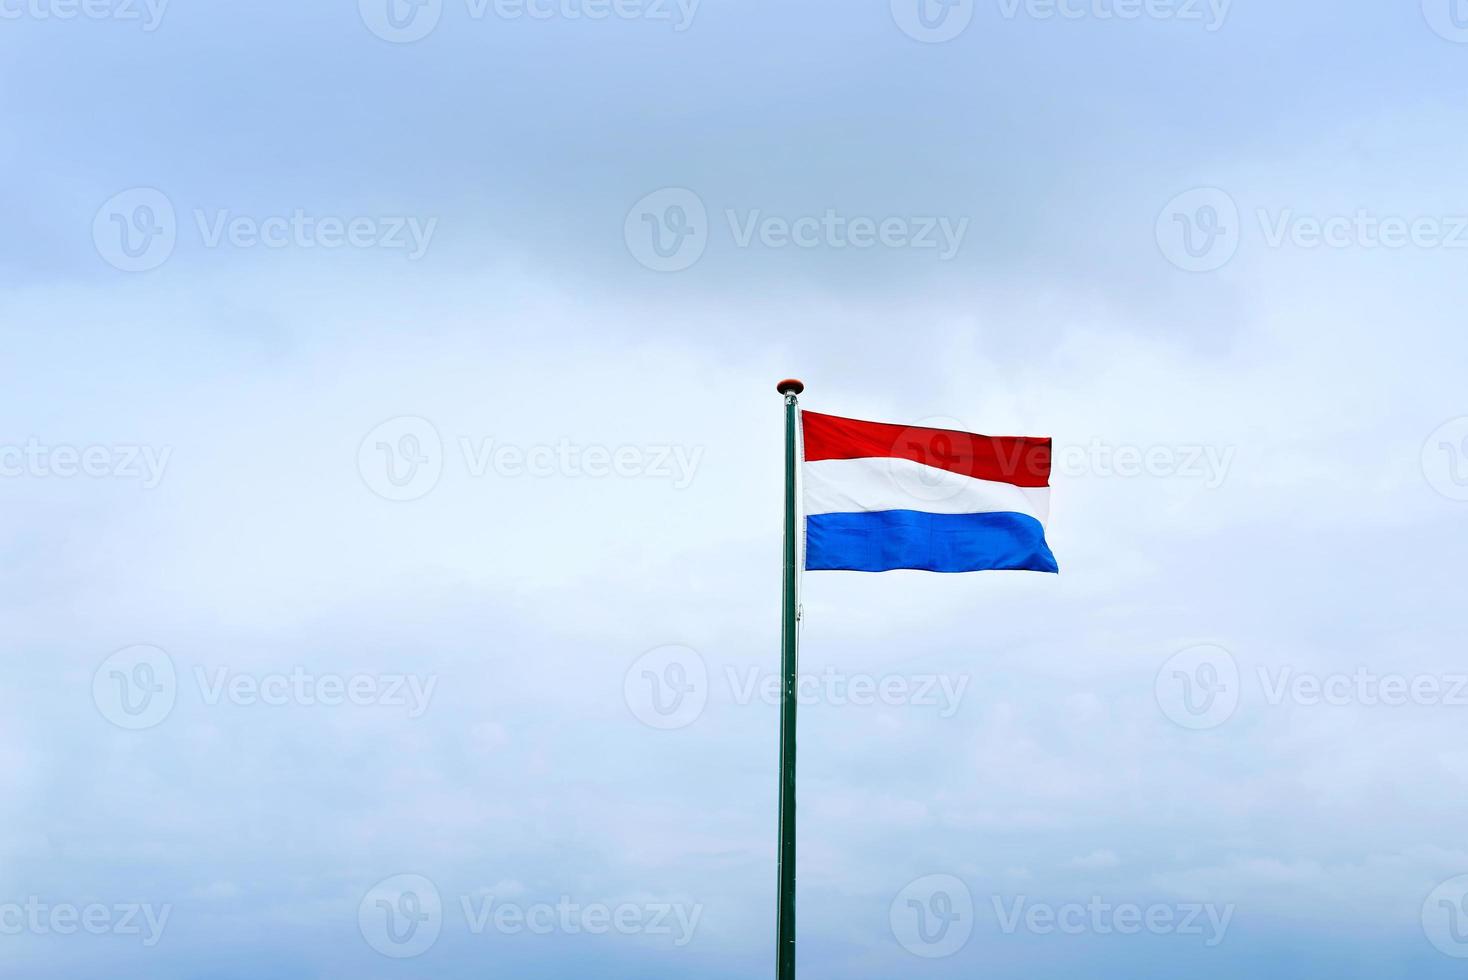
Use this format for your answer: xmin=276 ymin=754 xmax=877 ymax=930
xmin=776 ymin=379 xmax=805 ymax=396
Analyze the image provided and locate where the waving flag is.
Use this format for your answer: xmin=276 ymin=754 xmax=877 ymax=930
xmin=802 ymin=411 xmax=1058 ymax=574
xmin=769 ymin=383 xmax=1058 ymax=980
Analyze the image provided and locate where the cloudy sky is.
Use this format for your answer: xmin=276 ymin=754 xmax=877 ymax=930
xmin=3 ymin=0 xmax=1468 ymax=976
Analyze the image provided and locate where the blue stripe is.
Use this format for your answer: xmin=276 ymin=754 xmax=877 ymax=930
xmin=805 ymin=510 xmax=1059 ymax=574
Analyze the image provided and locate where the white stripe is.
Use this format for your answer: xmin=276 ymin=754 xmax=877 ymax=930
xmin=803 ymin=457 xmax=1049 ymax=526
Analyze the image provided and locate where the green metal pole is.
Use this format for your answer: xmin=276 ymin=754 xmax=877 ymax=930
xmin=775 ymin=378 xmax=804 ymax=980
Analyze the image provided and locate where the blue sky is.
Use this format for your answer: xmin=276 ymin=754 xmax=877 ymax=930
xmin=3 ymin=0 xmax=1468 ymax=976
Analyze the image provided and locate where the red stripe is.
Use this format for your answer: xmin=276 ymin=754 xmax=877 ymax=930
xmin=802 ymin=411 xmax=1050 ymax=487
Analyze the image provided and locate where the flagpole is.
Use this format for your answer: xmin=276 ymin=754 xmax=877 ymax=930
xmin=775 ymin=378 xmax=804 ymax=980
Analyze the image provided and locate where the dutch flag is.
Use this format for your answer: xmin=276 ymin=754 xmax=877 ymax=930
xmin=802 ymin=410 xmax=1059 ymax=574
